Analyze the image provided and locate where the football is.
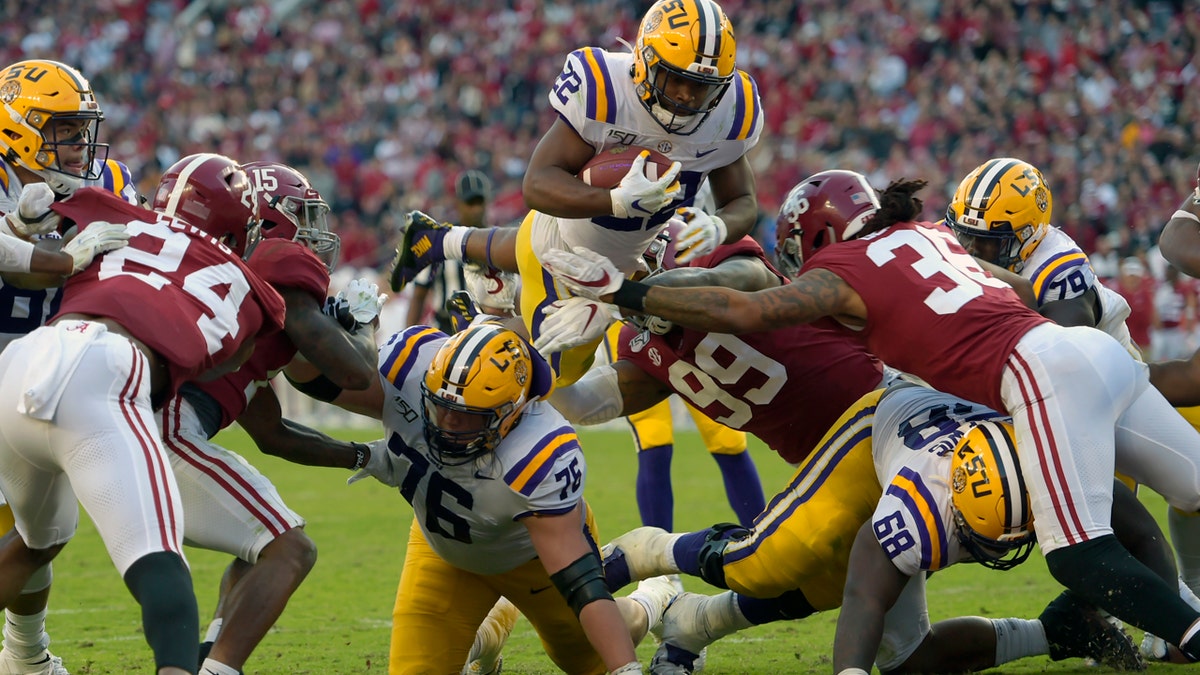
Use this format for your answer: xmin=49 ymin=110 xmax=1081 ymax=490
xmin=579 ymin=145 xmax=674 ymax=189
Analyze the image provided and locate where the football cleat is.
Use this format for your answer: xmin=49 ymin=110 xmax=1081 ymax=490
xmin=445 ymin=290 xmax=480 ymax=334
xmin=389 ymin=210 xmax=452 ymax=292
xmin=1039 ymin=591 xmax=1146 ymax=671
xmin=0 ymin=648 xmax=70 ymax=675
xmin=601 ymin=526 xmax=678 ymax=587
xmin=461 ymin=596 xmax=518 ymax=675
xmin=650 ymin=592 xmax=714 ymax=674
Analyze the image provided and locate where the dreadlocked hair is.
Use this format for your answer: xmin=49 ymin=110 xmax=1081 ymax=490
xmin=861 ymin=179 xmax=928 ymax=234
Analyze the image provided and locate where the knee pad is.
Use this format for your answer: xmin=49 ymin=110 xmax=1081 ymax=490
xmin=124 ymin=552 xmax=199 ymax=671
xmin=697 ymin=523 xmax=750 ymax=589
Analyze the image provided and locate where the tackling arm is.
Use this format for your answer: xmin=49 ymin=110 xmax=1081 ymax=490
xmin=522 ymin=118 xmax=614 ymax=218
xmin=523 ymin=503 xmax=639 ymax=672
xmin=280 ymin=286 xmax=377 ymax=391
xmin=1148 ymin=348 xmax=1200 ymax=406
xmin=1158 ymin=194 xmax=1200 ymax=277
xmin=832 ymin=522 xmax=913 ymax=673
xmin=549 ymin=360 xmax=671 ymax=425
xmin=239 ymin=385 xmax=375 ymax=469
xmin=706 ymin=156 xmax=758 ymax=243
xmin=1039 ymin=287 xmax=1101 ymax=328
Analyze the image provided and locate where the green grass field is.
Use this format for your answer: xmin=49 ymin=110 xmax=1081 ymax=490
xmin=42 ymin=425 xmax=1181 ymax=674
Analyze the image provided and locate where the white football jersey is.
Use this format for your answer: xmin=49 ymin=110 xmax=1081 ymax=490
xmin=1021 ymin=227 xmax=1135 ymax=355
xmin=870 ymin=384 xmax=1009 ymax=576
xmin=530 ymin=48 xmax=764 ymax=274
xmin=376 ymin=326 xmax=587 ymax=575
xmin=0 ymin=157 xmax=140 ymax=350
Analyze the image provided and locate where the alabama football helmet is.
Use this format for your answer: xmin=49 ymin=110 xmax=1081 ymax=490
xmin=631 ymin=0 xmax=736 ymax=134
xmin=949 ymin=420 xmax=1035 ymax=570
xmin=152 ymin=153 xmax=262 ymax=259
xmin=421 ymin=324 xmax=534 ymax=466
xmin=775 ymin=170 xmax=879 ymax=278
xmin=241 ymin=161 xmax=341 ymax=270
xmin=945 ymin=158 xmax=1053 ymax=273
xmin=0 ymin=60 xmax=108 ymax=194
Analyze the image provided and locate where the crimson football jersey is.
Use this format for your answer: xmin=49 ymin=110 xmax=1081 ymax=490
xmin=194 ymin=237 xmax=331 ymax=429
xmin=51 ymin=188 xmax=286 ymax=393
xmin=618 ymin=237 xmax=885 ymax=464
xmin=806 ymin=220 xmax=1048 ymax=412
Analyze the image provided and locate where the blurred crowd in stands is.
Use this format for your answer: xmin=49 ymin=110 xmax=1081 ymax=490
xmin=3 ymin=0 xmax=1198 ymax=339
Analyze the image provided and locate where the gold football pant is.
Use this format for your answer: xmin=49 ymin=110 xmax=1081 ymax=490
xmin=720 ymin=389 xmax=884 ymax=610
xmin=390 ymin=507 xmax=605 ymax=675
xmin=516 ymin=211 xmax=598 ymax=387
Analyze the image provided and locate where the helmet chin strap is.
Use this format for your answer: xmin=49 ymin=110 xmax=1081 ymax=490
xmin=651 ymin=102 xmax=696 ymax=132
xmin=37 ymin=169 xmax=82 ymax=197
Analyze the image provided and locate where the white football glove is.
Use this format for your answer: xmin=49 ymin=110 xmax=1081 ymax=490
xmin=337 ymin=278 xmax=388 ymax=325
xmin=4 ymin=183 xmax=62 ymax=239
xmin=673 ymin=207 xmax=728 ymax=264
xmin=62 ymin=221 xmax=131 ymax=273
xmin=609 ymin=151 xmax=682 ymax=219
xmin=541 ymin=247 xmax=623 ymax=301
xmin=347 ymin=438 xmax=397 ymax=487
xmin=534 ymin=296 xmax=619 ymax=357
xmin=464 ymin=263 xmax=519 ymax=312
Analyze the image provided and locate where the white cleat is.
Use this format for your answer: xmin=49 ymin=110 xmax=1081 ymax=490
xmin=0 ymin=649 xmax=70 ymax=675
xmin=650 ymin=593 xmax=714 ymax=674
xmin=462 ymin=597 xmax=519 ymax=675
xmin=603 ymin=526 xmax=678 ymax=582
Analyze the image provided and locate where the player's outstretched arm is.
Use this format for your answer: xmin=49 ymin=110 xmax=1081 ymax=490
xmin=282 ymin=286 xmax=377 ymax=391
xmin=1148 ymin=348 xmax=1200 ymax=407
xmin=549 ymin=360 xmax=671 ymax=425
xmin=1159 ymin=192 xmax=1200 ymax=277
xmin=524 ymin=503 xmax=640 ymax=673
xmin=239 ymin=386 xmax=374 ymax=469
xmin=832 ymin=522 xmax=911 ymax=674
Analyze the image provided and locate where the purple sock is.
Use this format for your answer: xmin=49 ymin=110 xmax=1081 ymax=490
xmin=713 ymin=452 xmax=765 ymax=526
xmin=671 ymin=530 xmax=709 ymax=576
xmin=735 ymin=589 xmax=816 ymax=625
xmin=637 ymin=445 xmax=674 ymax=530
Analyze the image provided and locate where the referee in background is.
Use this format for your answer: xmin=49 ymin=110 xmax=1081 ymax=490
xmin=406 ymin=170 xmax=494 ymax=332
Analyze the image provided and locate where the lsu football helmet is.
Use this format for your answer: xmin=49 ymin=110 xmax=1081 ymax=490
xmin=241 ymin=161 xmax=340 ymax=270
xmin=0 ymin=60 xmax=108 ymax=195
xmin=152 ymin=153 xmax=262 ymax=259
xmin=945 ymin=158 xmax=1053 ymax=273
xmin=950 ymin=420 xmax=1035 ymax=570
xmin=421 ymin=324 xmax=534 ymax=465
xmin=631 ymin=0 xmax=736 ymax=134
xmin=775 ymin=170 xmax=880 ymax=278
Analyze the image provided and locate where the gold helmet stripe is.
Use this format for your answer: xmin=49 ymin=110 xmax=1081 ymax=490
xmin=966 ymin=158 xmax=1020 ymax=215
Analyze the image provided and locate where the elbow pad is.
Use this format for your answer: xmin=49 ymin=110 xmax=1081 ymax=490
xmin=550 ymin=552 xmax=613 ymax=616
xmin=547 ymin=365 xmax=623 ymax=425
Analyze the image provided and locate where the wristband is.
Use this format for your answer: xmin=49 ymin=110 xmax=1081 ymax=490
xmin=484 ymin=227 xmax=498 ymax=270
xmin=350 ymin=442 xmax=368 ymax=471
xmin=1172 ymin=209 xmax=1200 ymax=225
xmin=611 ymin=280 xmax=650 ymax=312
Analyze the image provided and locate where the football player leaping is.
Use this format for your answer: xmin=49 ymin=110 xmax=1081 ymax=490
xmin=0 ymin=58 xmax=143 ymax=675
xmin=387 ymin=0 xmax=762 ymax=387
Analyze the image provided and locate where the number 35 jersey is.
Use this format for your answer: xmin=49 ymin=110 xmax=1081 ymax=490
xmin=869 ymin=384 xmax=1008 ymax=576
xmin=376 ymin=326 xmax=587 ymax=575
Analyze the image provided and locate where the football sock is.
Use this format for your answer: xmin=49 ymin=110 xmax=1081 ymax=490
xmin=735 ymin=589 xmax=815 ymax=624
xmin=712 ymin=452 xmax=764 ymax=526
xmin=443 ymin=227 xmax=471 ymax=262
xmin=636 ymin=445 xmax=674 ymax=530
xmin=3 ymin=608 xmax=49 ymax=659
xmin=123 ymin=551 xmax=199 ymax=672
xmin=203 ymin=618 xmax=223 ymax=644
xmin=1169 ymin=508 xmax=1200 ymax=594
xmin=200 ymin=659 xmax=240 ymax=675
xmin=671 ymin=531 xmax=709 ymax=577
xmin=694 ymin=592 xmax=752 ymax=645
xmin=992 ymin=618 xmax=1048 ymax=665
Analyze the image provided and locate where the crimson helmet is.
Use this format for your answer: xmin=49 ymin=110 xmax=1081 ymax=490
xmin=241 ymin=161 xmax=340 ymax=270
xmin=152 ymin=153 xmax=262 ymax=258
xmin=775 ymin=170 xmax=879 ymax=278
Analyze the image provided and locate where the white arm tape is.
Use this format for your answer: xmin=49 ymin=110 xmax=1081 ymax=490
xmin=0 ymin=230 xmax=36 ymax=273
xmin=547 ymin=364 xmax=623 ymax=426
